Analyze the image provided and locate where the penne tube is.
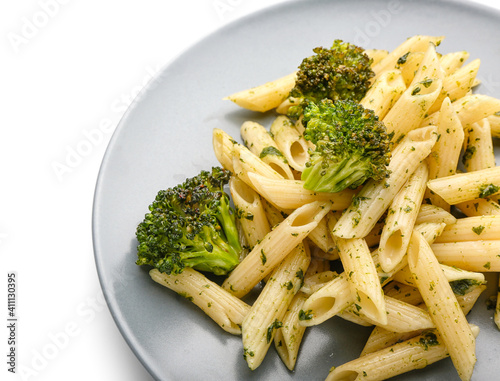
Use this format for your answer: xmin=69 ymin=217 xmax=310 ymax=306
xmin=455 ymin=198 xmax=500 ymax=216
xmin=439 ymin=51 xmax=470 ymax=75
xmin=425 ymin=97 xmax=464 ymax=210
xmin=333 ymin=235 xmax=387 ymax=326
xmin=307 ymin=214 xmax=338 ymax=257
xmin=343 ymin=295 xmax=435 ymax=333
xmin=149 ymin=268 xmax=250 ymax=335
xmin=396 ymin=51 xmax=424 ymax=87
xmin=362 ymin=283 xmax=484 ymax=357
xmin=225 ymin=72 xmax=296 ymax=112
xmin=213 ymin=128 xmax=238 ymax=172
xmin=382 ymin=43 xmax=443 ymax=143
xmin=383 ymin=281 xmax=423 ymax=305
xmin=274 ymin=292 xmax=309 ymax=371
xmin=326 ymin=325 xmax=480 ymax=381
xmin=372 ymin=35 xmax=444 ymax=78
xmin=378 ymin=162 xmax=428 ymax=273
xmin=229 ymin=177 xmax=270 ymax=250
xmin=300 ymin=270 xmax=337 ymax=295
xmin=393 ymin=263 xmax=485 ymax=289
xmin=242 ymin=242 xmax=310 ymax=370
xmin=426 ymin=166 xmax=500 ymax=204
xmin=408 ymin=232 xmax=477 ymax=381
xmin=333 ymin=126 xmax=438 ymax=239
xmin=431 ymin=240 xmax=500 ymax=271
xmin=434 ymin=215 xmax=500 ymax=242
xmin=427 ymin=58 xmax=480 ymax=114
xmin=270 ymin=115 xmax=310 ymax=172
xmin=360 ymin=69 xmax=406 ymax=119
xmin=415 ymin=204 xmax=457 ymax=225
xmin=240 ymin=121 xmax=294 ymax=179
xmin=299 ymin=273 xmax=352 ymax=326
xmin=246 ymin=171 xmax=356 ymax=210
xmin=454 ymin=94 xmax=500 ymax=128
xmin=413 ymin=222 xmax=447 ymax=244
xmin=462 ymin=118 xmax=496 ymax=172
xmin=222 ymin=201 xmax=331 ymax=298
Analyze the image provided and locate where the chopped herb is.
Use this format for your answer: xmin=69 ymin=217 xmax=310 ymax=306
xmin=411 ymin=86 xmax=421 ymax=96
xmin=450 ymin=279 xmax=481 ymax=296
xmin=299 ymin=309 xmax=313 ymax=321
xmin=260 ymin=146 xmax=286 ymax=161
xmin=462 ymin=146 xmax=476 ymax=164
xmin=472 ymin=225 xmax=485 ymax=235
xmin=266 ymin=319 xmax=283 ymax=343
xmin=397 ymin=52 xmax=410 ymax=65
xmin=479 ymin=183 xmax=500 ymax=198
xmin=484 ymin=262 xmax=491 ymax=270
xmin=261 ymin=249 xmax=267 ymax=265
xmin=418 ymin=331 xmax=439 ymax=350
xmin=421 ymin=79 xmax=433 ymax=88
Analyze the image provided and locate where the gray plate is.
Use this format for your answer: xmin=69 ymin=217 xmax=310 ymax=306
xmin=92 ymin=0 xmax=500 ymax=380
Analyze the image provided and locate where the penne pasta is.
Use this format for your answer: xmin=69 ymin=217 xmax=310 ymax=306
xmin=333 ymin=235 xmax=387 ymax=326
xmin=382 ymin=43 xmax=443 ymax=143
xmin=439 ymin=50 xmax=470 ymax=75
xmin=240 ymin=120 xmax=294 ymax=179
xmin=378 ymin=162 xmax=428 ymax=273
xmin=434 ymin=215 xmax=500 ymax=242
xmin=462 ymin=118 xmax=496 ymax=172
xmin=229 ymin=176 xmax=270 ymax=250
xmin=359 ymin=69 xmax=406 ymax=119
xmin=274 ymin=292 xmax=309 ymax=370
xmin=426 ymin=166 xmax=500 ymax=204
xmin=242 ymin=242 xmax=310 ymax=370
xmin=269 ymin=115 xmax=310 ymax=172
xmin=246 ymin=171 xmax=356 ymax=211
xmin=431 ymin=240 xmax=500 ymax=271
xmin=371 ymin=35 xmax=444 ymax=78
xmin=407 ymin=232 xmax=477 ymax=381
xmin=225 ymin=72 xmax=296 ymax=112
xmin=326 ymin=325 xmax=480 ymax=381
xmin=414 ymin=204 xmax=457 ymax=225
xmin=455 ymin=198 xmax=500 ymax=216
xmin=425 ymin=97 xmax=464 ymax=210
xmin=427 ymin=58 xmax=480 ymax=114
xmin=149 ymin=268 xmax=250 ymax=335
xmin=222 ymin=201 xmax=331 ymax=298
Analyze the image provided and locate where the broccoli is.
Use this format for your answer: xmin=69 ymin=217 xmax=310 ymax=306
xmin=135 ymin=167 xmax=241 ymax=276
xmin=288 ymin=39 xmax=374 ymax=117
xmin=301 ymin=99 xmax=391 ymax=193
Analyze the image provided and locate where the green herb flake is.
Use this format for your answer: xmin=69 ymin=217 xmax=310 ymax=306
xmin=397 ymin=52 xmax=410 ymax=65
xmin=472 ymin=225 xmax=485 ymax=235
xmin=479 ymin=183 xmax=500 ymax=198
xmin=418 ymin=331 xmax=439 ymax=350
xmin=266 ymin=319 xmax=283 ymax=343
xmin=261 ymin=249 xmax=267 ymax=265
xmin=299 ymin=309 xmax=313 ymax=321
xmin=260 ymin=146 xmax=285 ymax=160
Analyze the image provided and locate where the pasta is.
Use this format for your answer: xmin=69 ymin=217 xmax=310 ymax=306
xmin=143 ymin=33 xmax=500 ymax=380
xmin=407 ymin=232 xmax=476 ymax=380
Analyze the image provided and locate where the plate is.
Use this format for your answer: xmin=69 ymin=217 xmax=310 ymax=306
xmin=92 ymin=0 xmax=500 ymax=380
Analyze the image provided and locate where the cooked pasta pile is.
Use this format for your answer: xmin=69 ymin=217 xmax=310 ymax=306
xmin=149 ymin=35 xmax=500 ymax=381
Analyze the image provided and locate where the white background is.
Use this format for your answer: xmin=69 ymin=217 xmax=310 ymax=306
xmin=1 ymin=0 xmax=499 ymax=380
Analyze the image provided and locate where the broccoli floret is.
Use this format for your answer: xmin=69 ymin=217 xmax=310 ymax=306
xmin=135 ymin=167 xmax=241 ymax=276
xmin=301 ymin=99 xmax=391 ymax=193
xmin=288 ymin=40 xmax=374 ymax=117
